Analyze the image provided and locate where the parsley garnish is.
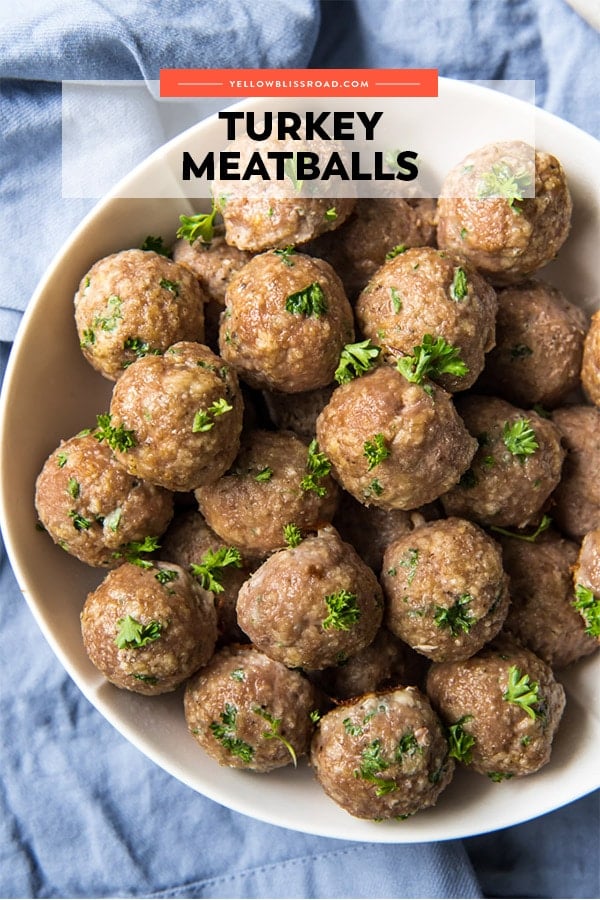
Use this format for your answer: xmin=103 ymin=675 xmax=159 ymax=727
xmin=367 ymin=478 xmax=384 ymax=497
xmin=176 ymin=204 xmax=218 ymax=244
xmin=68 ymin=510 xmax=91 ymax=531
xmin=324 ymin=207 xmax=337 ymax=221
xmin=115 ymin=615 xmax=162 ymax=649
xmin=192 ymin=398 xmax=233 ymax=433
xmin=253 ymin=706 xmax=297 ymax=766
xmin=502 ymin=665 xmax=544 ymax=720
xmin=334 ymin=339 xmax=381 ymax=385
xmin=131 ymin=673 xmax=159 ymax=685
xmin=123 ymin=336 xmax=163 ymax=361
xmin=399 ymin=548 xmax=419 ymax=585
xmin=255 ymin=466 xmax=273 ymax=483
xmin=56 ymin=452 xmax=68 ymax=468
xmin=390 ymin=287 xmax=402 ymax=313
xmin=385 ymin=244 xmax=407 ymax=260
xmin=573 ymin=584 xmax=600 ymax=637
xmin=396 ymin=731 xmax=421 ymax=760
xmin=447 ymin=716 xmax=476 ymax=764
xmin=112 ymin=535 xmax=160 ymax=568
xmin=490 ymin=514 xmax=552 ymax=543
xmin=159 ymin=278 xmax=180 ymax=296
xmin=300 ymin=440 xmax=332 ymax=497
xmin=273 ymin=246 xmax=296 ymax=266
xmin=396 ymin=334 xmax=469 ymax=385
xmin=285 ymin=282 xmax=327 ymax=317
xmin=189 ymin=546 xmax=242 ymax=594
xmin=154 ymin=568 xmax=179 ymax=585
xmin=477 ymin=162 xmax=532 ymax=212
xmin=434 ymin=593 xmax=475 ymax=636
xmin=94 ymin=295 xmax=122 ymax=332
xmin=488 ymin=771 xmax=514 ymax=782
xmin=363 ymin=433 xmax=390 ymax=471
xmin=141 ymin=235 xmax=172 ymax=257
xmin=67 ymin=477 xmax=80 ymax=499
xmin=450 ymin=267 xmax=468 ymax=301
xmin=210 ymin=703 xmax=255 ymax=763
xmin=356 ymin=738 xmax=398 ymax=797
xmin=322 ymin=590 xmax=360 ymax=631
xmin=230 ymin=668 xmax=245 ymax=682
xmin=502 ymin=418 xmax=539 ymax=458
xmin=80 ymin=328 xmax=95 ymax=348
xmin=95 ymin=413 xmax=137 ymax=452
xmin=283 ymin=523 xmax=302 ymax=548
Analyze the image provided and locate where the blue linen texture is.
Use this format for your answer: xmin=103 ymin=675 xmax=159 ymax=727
xmin=1 ymin=2 xmax=599 ymax=898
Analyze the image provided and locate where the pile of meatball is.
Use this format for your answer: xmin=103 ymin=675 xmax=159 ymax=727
xmin=35 ymin=140 xmax=600 ymax=822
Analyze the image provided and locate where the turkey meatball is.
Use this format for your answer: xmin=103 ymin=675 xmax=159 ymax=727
xmin=236 ymin=527 xmax=383 ymax=670
xmin=219 ymin=250 xmax=354 ymax=392
xmin=572 ymin=530 xmax=600 ymax=642
xmin=184 ymin=644 xmax=319 ymax=772
xmin=80 ymin=561 xmax=217 ymax=694
xmin=108 ymin=342 xmax=244 ymax=492
xmin=436 ymin=141 xmax=572 ymax=284
xmin=581 ymin=311 xmax=600 ymax=407
xmin=316 ymin=366 xmax=477 ymax=510
xmin=75 ymin=249 xmax=205 ymax=380
xmin=551 ymin=405 xmax=600 ymax=539
xmin=311 ymin=688 xmax=454 ymax=820
xmin=35 ymin=430 xmax=173 ymax=567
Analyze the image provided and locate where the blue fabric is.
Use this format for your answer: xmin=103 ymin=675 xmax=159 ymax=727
xmin=1 ymin=2 xmax=600 ymax=898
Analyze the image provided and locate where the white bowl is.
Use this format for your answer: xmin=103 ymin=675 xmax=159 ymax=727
xmin=1 ymin=79 xmax=599 ymax=843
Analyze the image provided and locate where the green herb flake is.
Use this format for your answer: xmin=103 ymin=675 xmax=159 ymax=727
xmin=447 ymin=716 xmax=476 ymax=764
xmin=80 ymin=328 xmax=95 ymax=348
xmin=573 ymin=584 xmax=600 ymax=637
xmin=95 ymin=413 xmax=137 ymax=453
xmin=434 ymin=593 xmax=475 ymax=636
xmin=230 ymin=668 xmax=245 ymax=682
xmin=141 ymin=235 xmax=172 ymax=257
xmin=56 ymin=452 xmax=68 ymax=468
xmin=273 ymin=246 xmax=296 ymax=266
xmin=285 ymin=282 xmax=327 ymax=318
xmin=300 ymin=439 xmax=332 ymax=497
xmin=94 ymin=295 xmax=122 ymax=332
xmin=390 ymin=287 xmax=403 ymax=313
xmin=104 ymin=508 xmax=122 ymax=533
xmin=449 ymin=267 xmax=468 ymax=301
xmin=385 ymin=244 xmax=407 ymax=260
xmin=283 ymin=523 xmax=302 ymax=548
xmin=309 ymin=709 xmax=322 ymax=724
xmin=322 ymin=589 xmax=360 ymax=631
xmin=367 ymin=478 xmax=384 ymax=497
xmin=399 ymin=548 xmax=419 ymax=585
xmin=502 ymin=665 xmax=544 ymax=720
xmin=488 ymin=771 xmax=514 ymax=782
xmin=176 ymin=204 xmax=218 ymax=245
xmin=396 ymin=730 xmax=421 ymax=761
xmin=396 ymin=334 xmax=469 ymax=385
xmin=356 ymin=738 xmax=398 ymax=797
xmin=255 ymin=466 xmax=274 ymax=483
xmin=343 ymin=717 xmax=364 ymax=737
xmin=334 ymin=339 xmax=381 ymax=385
xmin=123 ymin=336 xmax=163 ymax=362
xmin=460 ymin=227 xmax=468 ymax=240
xmin=490 ymin=514 xmax=552 ymax=543
xmin=192 ymin=398 xmax=234 ymax=433
xmin=131 ymin=673 xmax=159 ymax=685
xmin=115 ymin=615 xmax=162 ymax=650
xmin=363 ymin=433 xmax=390 ymax=472
xmin=189 ymin=546 xmax=242 ymax=594
xmin=68 ymin=510 xmax=91 ymax=531
xmin=502 ymin=418 xmax=539 ymax=458
xmin=67 ymin=478 xmax=80 ymax=499
xmin=210 ymin=703 xmax=255 ymax=763
xmin=154 ymin=568 xmax=179 ymax=585
xmin=159 ymin=278 xmax=180 ymax=296
xmin=112 ymin=535 xmax=161 ymax=568
xmin=253 ymin=706 xmax=297 ymax=766
xmin=477 ymin=162 xmax=532 ymax=212
xmin=324 ymin=207 xmax=338 ymax=221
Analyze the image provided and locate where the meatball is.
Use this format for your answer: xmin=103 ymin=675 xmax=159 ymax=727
xmin=307 ymin=198 xmax=437 ymax=299
xmin=311 ymin=688 xmax=454 ymax=820
xmin=219 ymin=250 xmax=354 ymax=393
xmin=310 ymin=628 xmax=428 ymax=701
xmin=80 ymin=561 xmax=217 ymax=694
xmin=436 ymin=141 xmax=572 ymax=284
xmin=35 ymin=430 xmax=173 ymax=567
xmin=581 ymin=310 xmax=600 ymax=407
xmin=500 ymin=530 xmax=598 ymax=667
xmin=477 ymin=280 xmax=587 ymax=408
xmin=236 ymin=528 xmax=383 ymax=670
xmin=172 ymin=229 xmax=253 ymax=304
xmin=74 ymin=249 xmax=205 ymax=380
xmin=356 ymin=246 xmax=497 ymax=391
xmin=572 ymin=530 xmax=600 ymax=642
xmin=382 ymin=518 xmax=509 ymax=662
xmin=212 ymin=134 xmax=355 ymax=251
xmin=316 ymin=366 xmax=477 ymax=510
xmin=441 ymin=396 xmax=565 ymax=528
xmin=160 ymin=509 xmax=252 ymax=645
xmin=108 ymin=342 xmax=244 ymax=492
xmin=551 ymin=405 xmax=600 ymax=539
xmin=426 ymin=639 xmax=566 ymax=779
xmin=184 ymin=644 xmax=319 ymax=772
xmin=263 ymin=385 xmax=335 ymax=444
xmin=195 ymin=429 xmax=339 ymax=559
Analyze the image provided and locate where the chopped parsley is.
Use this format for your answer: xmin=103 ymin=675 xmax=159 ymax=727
xmin=131 ymin=673 xmax=159 ymax=685
xmin=115 ymin=615 xmax=162 ymax=649
xmin=253 ymin=706 xmax=297 ymax=766
xmin=67 ymin=477 xmax=80 ymax=499
xmin=255 ymin=466 xmax=273 ymax=483
xmin=189 ymin=546 xmax=242 ymax=594
xmin=573 ymin=584 xmax=600 ymax=637
xmin=176 ymin=204 xmax=218 ymax=244
xmin=140 ymin=235 xmax=172 ymax=257
xmin=356 ymin=738 xmax=398 ymax=797
xmin=300 ymin=439 xmax=332 ymax=497
xmin=502 ymin=418 xmax=539 ymax=458
xmin=324 ymin=207 xmax=338 ymax=221
xmin=112 ymin=535 xmax=160 ymax=568
xmin=396 ymin=334 xmax=469 ymax=385
xmin=95 ymin=413 xmax=136 ymax=452
xmin=192 ymin=398 xmax=233 ymax=433
xmin=334 ymin=339 xmax=381 ymax=385
xmin=490 ymin=514 xmax=552 ymax=543
xmin=477 ymin=162 xmax=532 ymax=212
xmin=449 ymin=267 xmax=468 ymax=301
xmin=396 ymin=730 xmax=421 ymax=760
xmin=367 ymin=478 xmax=384 ymax=497
xmin=390 ymin=287 xmax=402 ymax=313
xmin=68 ymin=510 xmax=91 ymax=531
xmin=399 ymin=548 xmax=419 ymax=585
xmin=210 ymin=703 xmax=254 ymax=763
xmin=363 ymin=433 xmax=390 ymax=471
xmin=80 ymin=328 xmax=95 ymax=348
xmin=273 ymin=246 xmax=296 ymax=266
xmin=502 ymin=665 xmax=544 ymax=720
xmin=322 ymin=589 xmax=360 ymax=631
xmin=94 ymin=295 xmax=122 ymax=332
xmin=434 ymin=593 xmax=475 ymax=636
xmin=285 ymin=282 xmax=327 ymax=317
xmin=488 ymin=771 xmax=514 ymax=782
xmin=230 ymin=668 xmax=245 ymax=682
xmin=154 ymin=568 xmax=179 ymax=585
xmin=56 ymin=452 xmax=68 ymax=468
xmin=283 ymin=523 xmax=302 ymax=548
xmin=159 ymin=278 xmax=180 ymax=296
xmin=447 ymin=716 xmax=476 ymax=764
xmin=385 ymin=244 xmax=407 ymax=260
xmin=123 ymin=336 xmax=163 ymax=361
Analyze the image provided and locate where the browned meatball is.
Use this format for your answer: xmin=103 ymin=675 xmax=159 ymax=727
xmin=382 ymin=518 xmax=509 ymax=662
xmin=219 ymin=250 xmax=354 ymax=393
xmin=441 ymin=396 xmax=565 ymax=528
xmin=80 ymin=561 xmax=217 ymax=694
xmin=184 ymin=644 xmax=319 ymax=772
xmin=316 ymin=366 xmax=477 ymax=510
xmin=236 ymin=528 xmax=383 ymax=669
xmin=172 ymin=229 xmax=253 ymax=304
xmin=195 ymin=429 xmax=338 ymax=559
xmin=477 ymin=280 xmax=587 ymax=408
xmin=75 ymin=249 xmax=205 ymax=380
xmin=108 ymin=342 xmax=244 ymax=492
xmin=500 ymin=530 xmax=598 ymax=667
xmin=436 ymin=141 xmax=572 ymax=285
xmin=426 ymin=638 xmax=566 ymax=779
xmin=35 ymin=431 xmax=173 ymax=567
xmin=581 ymin=310 xmax=600 ymax=407
xmin=551 ymin=405 xmax=600 ymax=539
xmin=311 ymin=688 xmax=454 ymax=820
xmin=160 ymin=509 xmax=252 ymax=645
xmin=309 ymin=628 xmax=428 ymax=701
xmin=263 ymin=385 xmax=335 ymax=444
xmin=572 ymin=530 xmax=600 ymax=642
xmin=356 ymin=246 xmax=497 ymax=391
xmin=307 ymin=198 xmax=437 ymax=298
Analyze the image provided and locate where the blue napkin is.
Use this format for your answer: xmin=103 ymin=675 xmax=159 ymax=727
xmin=1 ymin=2 xmax=599 ymax=897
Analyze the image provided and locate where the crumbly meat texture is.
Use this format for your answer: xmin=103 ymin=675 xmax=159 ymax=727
xmin=219 ymin=251 xmax=354 ymax=393
xmin=356 ymin=246 xmax=497 ymax=392
xmin=310 ymin=688 xmax=454 ymax=820
xmin=572 ymin=529 xmax=600 ymax=642
xmin=236 ymin=528 xmax=383 ymax=669
xmin=316 ymin=366 xmax=477 ymax=510
xmin=35 ymin=431 xmax=173 ymax=567
xmin=581 ymin=310 xmax=600 ymax=407
xmin=436 ymin=141 xmax=572 ymax=285
xmin=550 ymin=405 xmax=600 ymax=539
xmin=477 ymin=280 xmax=588 ymax=408
xmin=306 ymin=198 xmax=437 ymax=299
xmin=108 ymin=341 xmax=244 ymax=492
xmin=195 ymin=429 xmax=339 ymax=559
xmin=382 ymin=517 xmax=510 ymax=662
xmin=500 ymin=530 xmax=598 ymax=667
xmin=184 ymin=644 xmax=319 ymax=772
xmin=74 ymin=249 xmax=205 ymax=380
xmin=263 ymin=385 xmax=335 ymax=444
xmin=172 ymin=230 xmax=254 ymax=304
xmin=441 ymin=395 xmax=565 ymax=528
xmin=160 ymin=509 xmax=252 ymax=645
xmin=80 ymin=562 xmax=217 ymax=695
xmin=426 ymin=638 xmax=566 ymax=778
